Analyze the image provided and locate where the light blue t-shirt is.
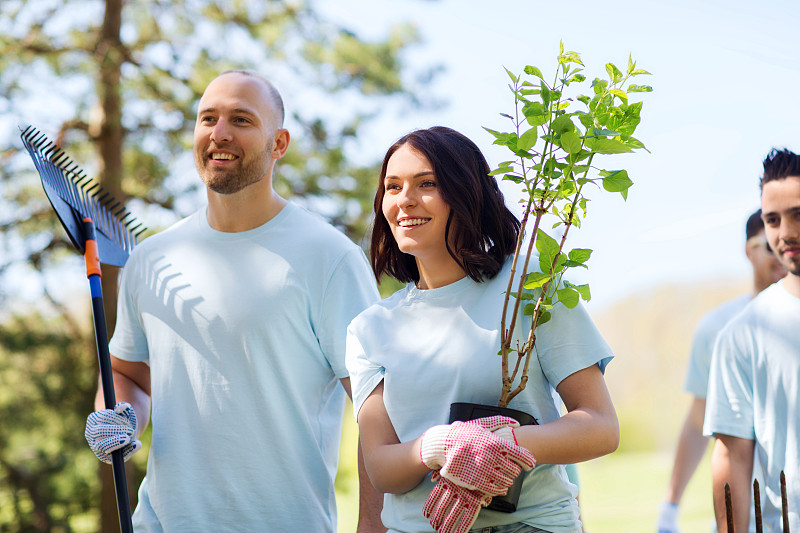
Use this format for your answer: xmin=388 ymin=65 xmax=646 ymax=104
xmin=704 ymin=281 xmax=800 ymax=533
xmin=109 ymin=203 xmax=379 ymax=532
xmin=683 ymin=293 xmax=751 ymax=398
xmin=346 ymin=258 xmax=613 ymax=533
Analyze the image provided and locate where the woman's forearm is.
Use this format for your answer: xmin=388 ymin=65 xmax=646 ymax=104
xmin=363 ymin=435 xmax=431 ymax=494
xmin=513 ymin=406 xmax=619 ymax=464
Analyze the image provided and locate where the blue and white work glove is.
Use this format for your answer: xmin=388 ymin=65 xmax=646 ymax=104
xmin=657 ymin=501 xmax=680 ymax=533
xmin=85 ymin=402 xmax=142 ymax=464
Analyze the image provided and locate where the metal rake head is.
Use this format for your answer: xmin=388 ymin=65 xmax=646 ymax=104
xmin=20 ymin=125 xmax=146 ymax=267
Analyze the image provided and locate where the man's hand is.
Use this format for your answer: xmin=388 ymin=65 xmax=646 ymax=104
xmin=85 ymin=402 xmax=142 ymax=464
xmin=420 ymin=415 xmax=535 ymax=496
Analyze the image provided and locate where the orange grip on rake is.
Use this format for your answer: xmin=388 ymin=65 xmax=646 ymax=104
xmin=83 ymin=218 xmax=102 ymax=278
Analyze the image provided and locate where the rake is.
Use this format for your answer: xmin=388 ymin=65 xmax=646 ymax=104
xmin=20 ymin=125 xmax=146 ymax=533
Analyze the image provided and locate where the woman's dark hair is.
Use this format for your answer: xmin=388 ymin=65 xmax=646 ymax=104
xmin=370 ymin=126 xmax=520 ymax=283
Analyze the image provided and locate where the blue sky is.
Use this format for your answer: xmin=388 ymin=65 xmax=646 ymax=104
xmin=5 ymin=1 xmax=799 ymax=312
xmin=319 ymin=0 xmax=800 ymax=310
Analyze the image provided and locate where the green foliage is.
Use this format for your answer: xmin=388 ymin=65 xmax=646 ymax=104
xmin=0 ymin=311 xmax=98 ymax=531
xmin=0 ymin=1 xmax=435 ymax=530
xmin=495 ymin=43 xmax=651 ymax=406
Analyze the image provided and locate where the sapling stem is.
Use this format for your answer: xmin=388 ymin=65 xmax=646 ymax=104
xmin=492 ymin=46 xmax=650 ymax=409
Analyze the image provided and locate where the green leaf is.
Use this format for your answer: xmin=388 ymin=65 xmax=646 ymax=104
xmin=524 ymin=65 xmax=544 ymax=79
xmin=523 ymin=101 xmax=549 ymax=127
xmin=551 ymin=114 xmax=575 ymax=134
xmin=567 ymin=73 xmax=586 ymax=84
xmin=609 ymin=88 xmax=628 ymax=103
xmin=556 ymin=287 xmax=580 ymax=309
xmin=568 ymin=248 xmax=593 ymax=264
xmin=536 ymin=229 xmax=560 ymax=274
xmin=504 ymin=67 xmax=518 ymax=84
xmin=591 ymin=128 xmax=620 ymax=137
xmin=630 ymin=69 xmax=652 ymax=76
xmin=601 ymin=169 xmax=633 ymax=200
xmin=575 ymin=283 xmax=592 ymax=301
xmin=585 ymin=137 xmax=633 ymax=154
xmin=483 ymin=127 xmax=504 ymax=140
xmin=488 ymin=161 xmax=514 ymax=176
xmin=561 ymin=51 xmax=584 ymax=66
xmin=560 ymin=131 xmax=582 ymax=154
xmin=606 ymin=63 xmax=624 ymax=83
xmin=518 ymin=127 xmax=538 ymax=151
xmin=627 ymin=84 xmax=653 ymax=93
xmin=621 ymin=136 xmax=647 ymax=151
xmin=541 ymin=83 xmax=551 ymax=107
xmin=537 ymin=310 xmax=552 ymax=325
xmin=523 ymin=271 xmax=551 ymax=290
xmin=591 ymin=78 xmax=608 ymax=94
xmin=502 ymin=174 xmax=524 ymax=184
xmin=577 ymin=95 xmax=591 ymax=105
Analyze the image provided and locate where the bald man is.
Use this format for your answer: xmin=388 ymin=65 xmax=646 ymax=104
xmin=85 ymin=71 xmax=383 ymax=532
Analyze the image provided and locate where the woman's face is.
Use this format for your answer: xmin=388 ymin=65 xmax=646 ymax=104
xmin=382 ymin=143 xmax=452 ymax=263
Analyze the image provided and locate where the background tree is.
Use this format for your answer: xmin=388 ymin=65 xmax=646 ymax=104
xmin=0 ymin=1 xmax=436 ymax=531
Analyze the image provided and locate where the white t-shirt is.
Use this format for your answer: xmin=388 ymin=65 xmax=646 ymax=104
xmin=684 ymin=293 xmax=751 ymax=398
xmin=110 ymin=203 xmax=379 ymax=532
xmin=346 ymin=258 xmax=613 ymax=533
xmin=704 ymin=281 xmax=800 ymax=533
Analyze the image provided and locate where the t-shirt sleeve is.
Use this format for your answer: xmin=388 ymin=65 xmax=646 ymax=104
xmin=703 ymin=321 xmax=755 ymax=439
xmin=318 ymin=247 xmax=380 ymax=379
xmin=533 ymin=299 xmax=613 ymax=389
xmin=108 ymin=255 xmax=150 ymax=363
xmin=683 ymin=318 xmax=715 ymax=398
xmin=345 ymin=324 xmax=385 ymax=421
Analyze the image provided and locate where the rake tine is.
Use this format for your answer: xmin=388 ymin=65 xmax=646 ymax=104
xmin=781 ymin=471 xmax=789 ymax=533
xmin=725 ymin=482 xmax=734 ymax=533
xmin=754 ymin=479 xmax=762 ymax=533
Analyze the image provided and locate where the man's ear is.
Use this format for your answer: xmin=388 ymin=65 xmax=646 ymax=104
xmin=272 ymin=128 xmax=290 ymax=160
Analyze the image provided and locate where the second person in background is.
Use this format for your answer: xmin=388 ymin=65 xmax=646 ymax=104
xmin=346 ymin=126 xmax=620 ymax=533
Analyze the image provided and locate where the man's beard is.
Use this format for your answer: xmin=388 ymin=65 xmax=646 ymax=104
xmin=196 ymin=144 xmax=272 ymax=195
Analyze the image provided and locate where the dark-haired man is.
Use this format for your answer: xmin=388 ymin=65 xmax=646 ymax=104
xmin=657 ymin=209 xmax=784 ymax=533
xmin=705 ymin=148 xmax=800 ymax=533
xmin=84 ymin=70 xmax=384 ymax=532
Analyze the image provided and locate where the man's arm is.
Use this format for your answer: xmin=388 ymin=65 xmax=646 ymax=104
xmin=711 ymin=434 xmax=755 ymax=533
xmin=94 ymin=355 xmax=152 ymax=437
xmin=665 ymin=397 xmax=710 ymax=504
xmin=340 ymin=377 xmax=386 ymax=533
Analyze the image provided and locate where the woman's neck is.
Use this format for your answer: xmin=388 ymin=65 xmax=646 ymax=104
xmin=415 ymin=255 xmax=467 ymax=289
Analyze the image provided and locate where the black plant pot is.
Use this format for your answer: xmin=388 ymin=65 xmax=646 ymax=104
xmin=449 ymin=402 xmax=538 ymax=513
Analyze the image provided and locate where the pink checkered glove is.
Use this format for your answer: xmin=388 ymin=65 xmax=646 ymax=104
xmin=423 ymin=474 xmax=492 ymax=533
xmin=420 ymin=415 xmax=536 ymax=496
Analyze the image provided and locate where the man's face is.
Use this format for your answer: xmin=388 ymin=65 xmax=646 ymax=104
xmin=761 ymin=175 xmax=800 ymax=277
xmin=193 ymin=73 xmax=281 ymax=195
xmin=746 ymin=230 xmax=786 ymax=290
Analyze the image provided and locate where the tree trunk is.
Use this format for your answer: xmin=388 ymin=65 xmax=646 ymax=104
xmin=96 ymin=1 xmax=140 ymax=531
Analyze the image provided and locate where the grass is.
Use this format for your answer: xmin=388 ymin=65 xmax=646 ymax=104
xmin=579 ymin=450 xmax=714 ymax=533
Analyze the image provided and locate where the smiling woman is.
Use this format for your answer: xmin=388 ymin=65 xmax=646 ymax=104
xmin=382 ymin=144 xmax=456 ymax=289
xmin=346 ymin=126 xmax=617 ymax=533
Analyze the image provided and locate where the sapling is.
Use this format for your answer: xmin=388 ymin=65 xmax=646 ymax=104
xmin=486 ymin=43 xmax=652 ymax=408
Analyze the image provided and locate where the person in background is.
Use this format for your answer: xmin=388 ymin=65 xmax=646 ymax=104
xmin=347 ymin=126 xmax=619 ymax=533
xmin=83 ymin=70 xmax=385 ymax=532
xmin=705 ymin=148 xmax=800 ymax=533
xmin=657 ymin=209 xmax=785 ymax=533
